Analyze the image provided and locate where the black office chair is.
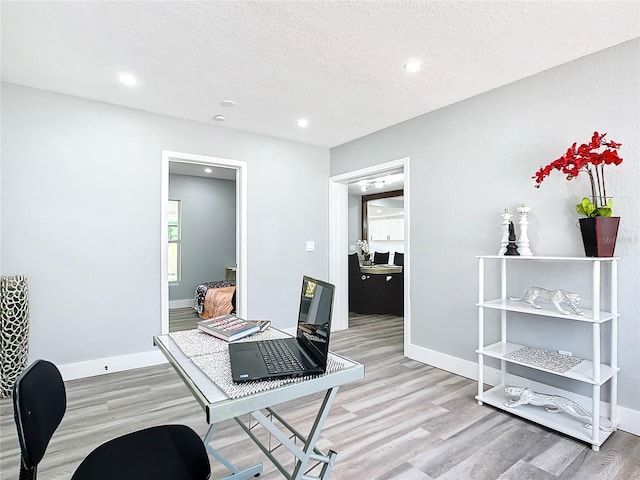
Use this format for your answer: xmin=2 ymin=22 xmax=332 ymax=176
xmin=13 ymin=359 xmax=211 ymax=480
xmin=393 ymin=252 xmax=404 ymax=266
xmin=373 ymin=251 xmax=389 ymax=265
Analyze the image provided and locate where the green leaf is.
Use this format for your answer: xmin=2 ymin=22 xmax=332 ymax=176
xmin=576 ymin=197 xmax=597 ymax=217
xmin=596 ymin=206 xmax=613 ymax=217
xmin=574 ymin=197 xmax=616 ymax=218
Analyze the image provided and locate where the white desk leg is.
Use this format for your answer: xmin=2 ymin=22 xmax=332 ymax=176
xmin=203 ymin=423 xmax=263 ymax=479
xmin=235 ymin=387 xmax=339 ymax=480
xmin=279 ymin=387 xmax=339 ymax=480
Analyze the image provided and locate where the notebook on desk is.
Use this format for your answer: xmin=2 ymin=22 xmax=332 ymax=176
xmin=229 ymin=276 xmax=334 ymax=383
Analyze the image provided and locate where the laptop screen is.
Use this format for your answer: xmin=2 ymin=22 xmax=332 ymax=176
xmin=296 ymin=276 xmax=334 ymax=367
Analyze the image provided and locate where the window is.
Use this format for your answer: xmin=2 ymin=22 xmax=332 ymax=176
xmin=168 ymin=199 xmax=181 ymax=284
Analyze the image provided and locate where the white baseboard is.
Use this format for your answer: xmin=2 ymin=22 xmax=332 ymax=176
xmin=405 ymin=342 xmax=640 ymax=437
xmin=169 ymin=299 xmax=193 ymax=309
xmin=58 ymin=350 xmax=167 ymax=381
xmin=618 ymin=405 xmax=640 ymax=437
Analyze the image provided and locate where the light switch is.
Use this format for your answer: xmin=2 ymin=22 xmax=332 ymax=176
xmin=305 ymin=240 xmax=315 ymax=252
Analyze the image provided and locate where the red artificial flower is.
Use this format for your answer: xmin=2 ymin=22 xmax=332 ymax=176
xmin=532 ymin=132 xmax=623 ymax=210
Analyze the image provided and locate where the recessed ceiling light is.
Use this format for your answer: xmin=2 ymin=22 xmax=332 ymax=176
xmin=297 ymin=118 xmax=309 ymax=128
xmin=221 ymin=100 xmax=236 ymax=108
xmin=118 ymin=73 xmax=137 ymax=86
xmin=403 ymin=60 xmax=423 ymax=73
xmin=213 ymin=114 xmax=225 ymax=121
xmin=204 ymin=168 xmax=212 ymax=173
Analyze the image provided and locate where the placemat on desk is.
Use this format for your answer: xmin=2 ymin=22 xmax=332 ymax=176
xmin=169 ymin=328 xmax=288 ymax=357
xmin=169 ymin=328 xmax=347 ymax=399
xmin=193 ymin=352 xmax=348 ymax=399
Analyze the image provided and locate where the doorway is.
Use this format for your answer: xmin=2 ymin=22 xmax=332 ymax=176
xmin=328 ymin=157 xmax=411 ymax=353
xmin=160 ymin=150 xmax=248 ymax=334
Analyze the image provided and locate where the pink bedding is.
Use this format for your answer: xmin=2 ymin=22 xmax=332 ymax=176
xmin=199 ymin=285 xmax=236 ymax=319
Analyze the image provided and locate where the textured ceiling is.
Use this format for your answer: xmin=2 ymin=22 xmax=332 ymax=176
xmin=2 ymin=1 xmax=639 ymax=148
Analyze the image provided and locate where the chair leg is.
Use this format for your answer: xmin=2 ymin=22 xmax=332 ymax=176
xmin=19 ymin=458 xmax=36 ymax=480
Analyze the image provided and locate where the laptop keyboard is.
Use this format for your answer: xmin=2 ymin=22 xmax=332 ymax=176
xmin=257 ymin=339 xmax=304 ymax=374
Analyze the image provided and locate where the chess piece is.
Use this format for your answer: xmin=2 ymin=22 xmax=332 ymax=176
xmin=498 ymin=209 xmax=513 ymax=255
xmin=517 ymin=204 xmax=533 ymax=256
xmin=504 ymin=221 xmax=520 ymax=256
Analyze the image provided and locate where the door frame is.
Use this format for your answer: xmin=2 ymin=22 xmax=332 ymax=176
xmin=161 ymin=150 xmax=248 ymax=334
xmin=328 ymin=157 xmax=411 ymax=350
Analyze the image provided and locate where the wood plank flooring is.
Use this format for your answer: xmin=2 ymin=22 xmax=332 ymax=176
xmin=1 ymin=314 xmax=638 ymax=479
xmin=169 ymin=306 xmax=201 ymax=332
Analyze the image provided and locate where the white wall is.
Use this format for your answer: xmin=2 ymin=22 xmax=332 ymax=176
xmin=347 ymin=193 xmax=361 ymax=252
xmin=330 ymin=39 xmax=640 ymax=413
xmin=1 ymin=83 xmax=330 ymax=369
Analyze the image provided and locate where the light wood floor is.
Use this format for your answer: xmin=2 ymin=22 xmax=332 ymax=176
xmin=169 ymin=306 xmax=202 ymax=332
xmin=1 ymin=314 xmax=638 ymax=479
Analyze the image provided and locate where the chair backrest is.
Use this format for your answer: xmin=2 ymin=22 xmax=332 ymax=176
xmin=13 ymin=360 xmax=67 ymax=478
xmin=373 ymin=251 xmax=389 ymax=265
xmin=348 ymin=253 xmax=362 ymax=281
xmin=393 ymin=252 xmax=404 ymax=266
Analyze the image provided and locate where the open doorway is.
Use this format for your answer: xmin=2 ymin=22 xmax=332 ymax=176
xmin=160 ymin=151 xmax=248 ymax=335
xmin=328 ymin=157 xmax=411 ymax=352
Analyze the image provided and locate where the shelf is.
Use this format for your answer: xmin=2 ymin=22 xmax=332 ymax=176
xmin=476 ymin=384 xmax=614 ymax=447
xmin=477 ymin=342 xmax=619 ymax=385
xmin=477 ymin=255 xmax=619 ymax=262
xmin=477 ymin=254 xmax=618 ymax=450
xmin=477 ymin=298 xmax=615 ymax=323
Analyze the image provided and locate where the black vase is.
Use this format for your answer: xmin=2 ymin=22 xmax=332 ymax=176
xmin=578 ymin=217 xmax=620 ymax=257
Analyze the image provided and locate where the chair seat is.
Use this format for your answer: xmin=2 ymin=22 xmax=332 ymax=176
xmin=71 ymin=425 xmax=210 ymax=480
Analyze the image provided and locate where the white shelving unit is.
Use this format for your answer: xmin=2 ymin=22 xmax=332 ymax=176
xmin=476 ymin=255 xmax=619 ymax=451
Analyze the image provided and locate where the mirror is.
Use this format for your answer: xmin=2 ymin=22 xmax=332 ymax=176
xmin=362 ymin=189 xmax=404 ymax=263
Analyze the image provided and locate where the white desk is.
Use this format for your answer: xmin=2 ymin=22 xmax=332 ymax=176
xmin=154 ymin=334 xmax=364 ymax=480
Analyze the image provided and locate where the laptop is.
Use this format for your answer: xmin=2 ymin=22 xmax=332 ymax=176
xmin=229 ymin=275 xmax=334 ymax=383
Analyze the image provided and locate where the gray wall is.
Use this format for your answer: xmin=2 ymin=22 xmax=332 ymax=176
xmin=1 ymin=83 xmax=330 ymax=365
xmin=331 ymin=39 xmax=640 ymax=411
xmin=168 ymin=174 xmax=236 ymax=302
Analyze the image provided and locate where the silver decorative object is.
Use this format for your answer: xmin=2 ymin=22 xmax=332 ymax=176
xmin=504 ymin=386 xmax=613 ymax=431
xmin=517 ymin=204 xmax=533 ymax=256
xmin=1 ymin=275 xmax=30 ymax=398
xmin=510 ymin=286 xmax=583 ymax=315
xmin=504 ymin=346 xmax=582 ymax=373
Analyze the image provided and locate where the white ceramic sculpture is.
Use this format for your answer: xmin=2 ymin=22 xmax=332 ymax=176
xmin=517 ymin=204 xmax=533 ymax=256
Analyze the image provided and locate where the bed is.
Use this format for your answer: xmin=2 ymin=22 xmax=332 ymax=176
xmin=193 ymin=280 xmax=236 ymax=319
